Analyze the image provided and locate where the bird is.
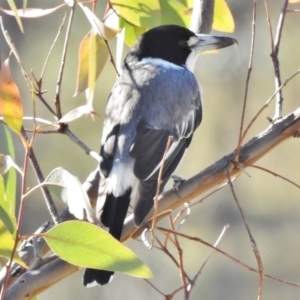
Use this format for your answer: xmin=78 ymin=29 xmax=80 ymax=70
xmin=83 ymin=24 xmax=236 ymax=287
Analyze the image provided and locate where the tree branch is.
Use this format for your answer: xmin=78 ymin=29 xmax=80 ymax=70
xmin=190 ymin=0 xmax=215 ymax=34
xmin=2 ymin=107 xmax=300 ymax=300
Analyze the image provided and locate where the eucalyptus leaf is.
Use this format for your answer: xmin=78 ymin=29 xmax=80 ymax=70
xmin=45 ymin=168 xmax=96 ymax=223
xmin=43 ymin=221 xmax=153 ymax=278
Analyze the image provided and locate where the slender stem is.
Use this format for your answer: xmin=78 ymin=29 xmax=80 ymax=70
xmin=272 ymin=0 xmax=288 ymax=120
xmin=241 ymin=68 xmax=300 ymax=141
xmin=21 ymin=128 xmax=59 ymax=224
xmin=0 ymin=136 xmax=31 ymax=300
xmin=226 ymin=166 xmax=264 ymax=300
xmin=168 ymin=215 xmax=188 ymax=299
xmin=234 ymin=0 xmax=256 ymax=164
xmin=40 ymin=14 xmax=67 ymax=80
xmin=263 ymin=0 xmax=274 ymax=52
xmin=244 ymin=164 xmax=300 ymax=189
xmin=55 ymin=4 xmax=76 ymax=119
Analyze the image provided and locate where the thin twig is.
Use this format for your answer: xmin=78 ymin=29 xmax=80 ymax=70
xmin=226 ymin=165 xmax=264 ymax=300
xmin=101 ymin=33 xmax=120 ymax=77
xmin=144 ymin=279 xmax=166 ymax=298
xmin=55 ymin=4 xmax=76 ymax=119
xmin=21 ymin=128 xmax=59 ymax=224
xmin=22 ymin=121 xmax=100 ymax=161
xmin=272 ymin=0 xmax=289 ymax=120
xmin=0 ymin=129 xmax=33 ymax=300
xmin=244 ymin=164 xmax=300 ymax=189
xmin=64 ymin=127 xmax=100 ymax=161
xmin=157 ymin=227 xmax=300 ymax=288
xmin=173 ymin=202 xmax=190 ymax=232
xmin=166 ymin=286 xmax=185 ymax=300
xmin=188 ymin=225 xmax=230 ymax=294
xmin=241 ymin=68 xmax=300 ymax=141
xmin=263 ymin=0 xmax=275 ymax=52
xmin=0 ymin=18 xmax=33 ymax=90
xmin=35 ymin=89 xmax=57 ymax=117
xmin=189 ymin=182 xmax=229 ymax=208
xmin=152 ymin=136 xmax=174 ymax=231
xmin=234 ymin=0 xmax=257 ymax=164
xmin=40 ymin=14 xmax=67 ymax=80
xmin=168 ymin=215 xmax=188 ymax=299
xmin=155 ymin=234 xmax=189 ymax=280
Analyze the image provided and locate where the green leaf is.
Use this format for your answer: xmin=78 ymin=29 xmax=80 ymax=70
xmin=0 ymin=219 xmax=25 ymax=267
xmin=74 ymin=32 xmax=109 ymax=97
xmin=213 ymin=0 xmax=235 ymax=33
xmin=120 ymin=18 xmax=146 ymax=47
xmin=42 ymin=221 xmax=153 ymax=278
xmin=0 ymin=125 xmax=17 ymax=235
xmin=160 ymin=0 xmax=191 ymax=28
xmin=7 ymin=0 xmax=24 ymax=32
xmin=111 ymin=0 xmax=161 ymax=28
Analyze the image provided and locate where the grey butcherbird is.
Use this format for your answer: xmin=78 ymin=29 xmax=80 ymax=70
xmin=83 ymin=24 xmax=237 ymax=287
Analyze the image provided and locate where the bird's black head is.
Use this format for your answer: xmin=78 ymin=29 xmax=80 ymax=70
xmin=128 ymin=25 xmax=237 ymax=72
xmin=130 ymin=25 xmax=195 ymax=67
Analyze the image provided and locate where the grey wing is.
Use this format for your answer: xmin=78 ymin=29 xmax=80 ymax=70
xmin=98 ymin=77 xmax=136 ymax=178
xmin=131 ymin=93 xmax=202 ymax=226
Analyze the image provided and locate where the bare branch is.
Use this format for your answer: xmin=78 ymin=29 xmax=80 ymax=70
xmin=40 ymin=14 xmax=67 ymax=80
xmin=234 ymin=0 xmax=256 ymax=163
xmin=272 ymin=0 xmax=289 ymax=120
xmin=21 ymin=128 xmax=59 ymax=224
xmin=190 ymin=0 xmax=215 ymax=34
xmin=226 ymin=167 xmax=264 ymax=300
xmin=55 ymin=5 xmax=76 ymax=119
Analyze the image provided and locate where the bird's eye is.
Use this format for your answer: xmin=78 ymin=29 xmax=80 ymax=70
xmin=178 ymin=39 xmax=188 ymax=48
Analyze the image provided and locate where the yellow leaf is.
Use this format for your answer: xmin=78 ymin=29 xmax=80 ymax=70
xmin=74 ymin=32 xmax=109 ymax=97
xmin=213 ymin=0 xmax=235 ymax=33
xmin=0 ymin=58 xmax=23 ymax=134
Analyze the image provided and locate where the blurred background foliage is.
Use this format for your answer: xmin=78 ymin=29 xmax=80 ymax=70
xmin=1 ymin=0 xmax=300 ymax=299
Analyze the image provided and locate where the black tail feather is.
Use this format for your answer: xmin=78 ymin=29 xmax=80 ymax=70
xmin=83 ymin=190 xmax=131 ymax=287
xmin=83 ymin=269 xmax=113 ymax=287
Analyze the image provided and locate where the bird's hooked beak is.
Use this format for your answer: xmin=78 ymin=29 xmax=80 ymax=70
xmin=189 ymin=34 xmax=237 ymax=52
